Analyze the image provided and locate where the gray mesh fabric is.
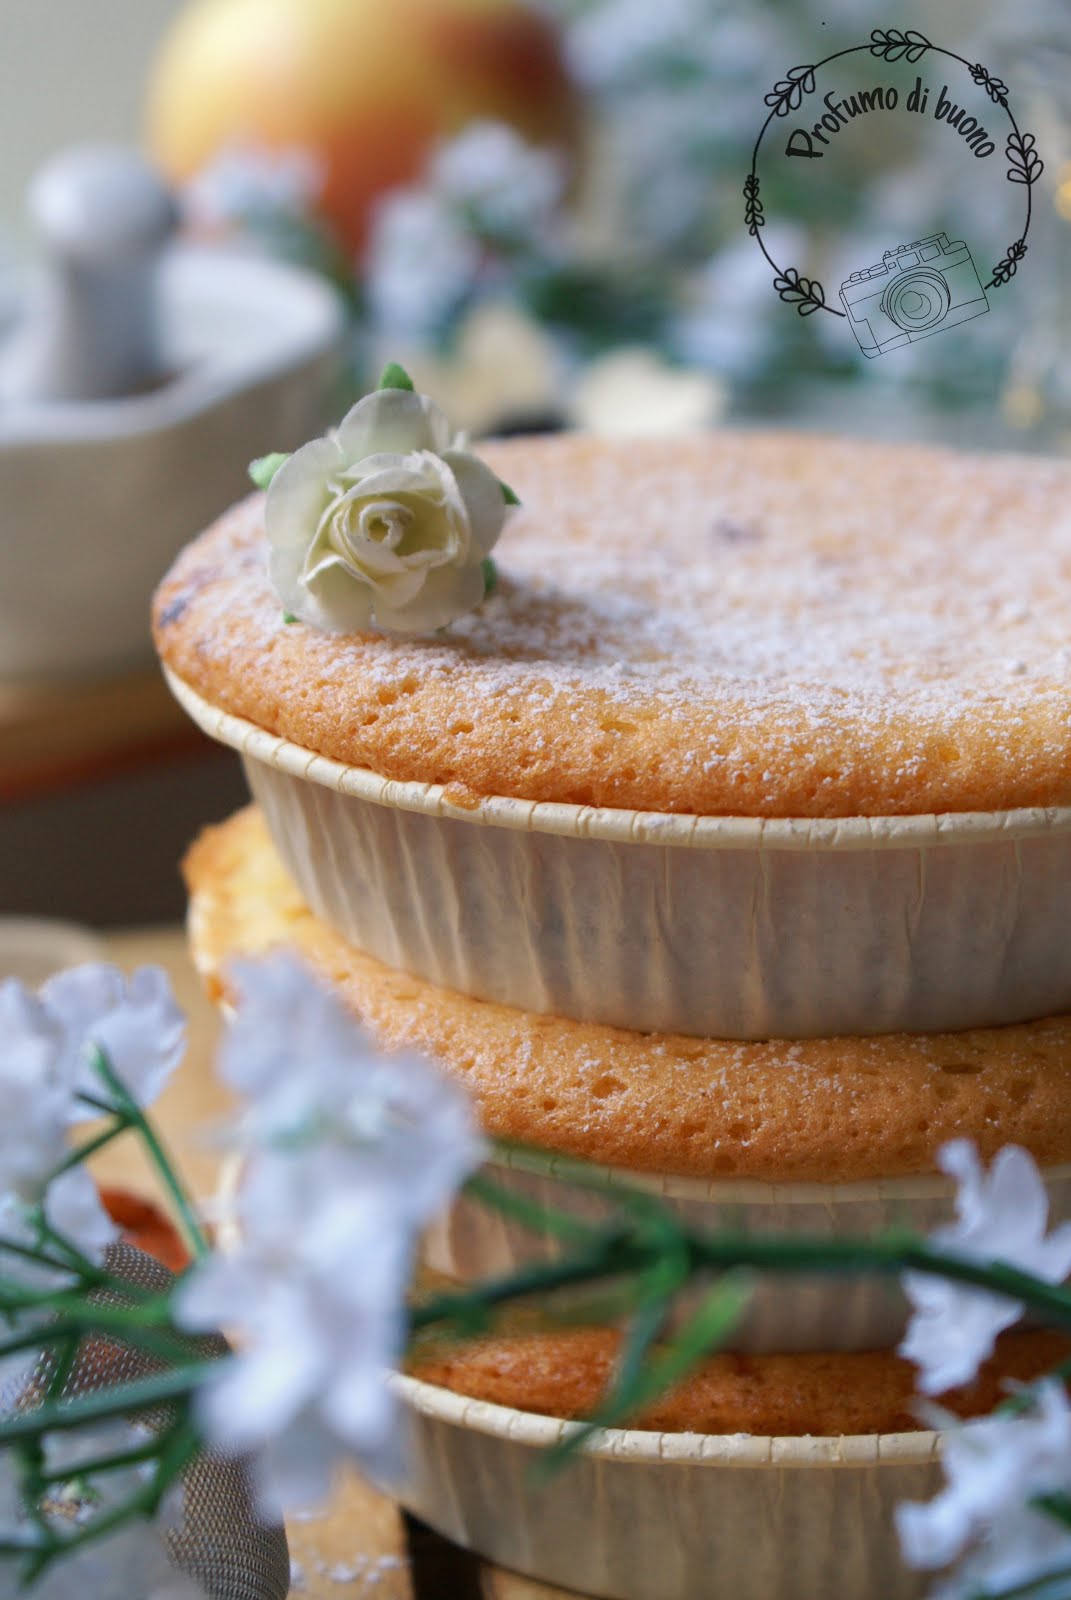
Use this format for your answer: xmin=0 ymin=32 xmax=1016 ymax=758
xmin=3 ymin=1240 xmax=290 ymax=1600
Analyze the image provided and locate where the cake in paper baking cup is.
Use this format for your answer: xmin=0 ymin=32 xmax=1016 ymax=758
xmin=389 ymin=1378 xmax=950 ymax=1600
xmin=156 ymin=431 xmax=1071 ymax=1040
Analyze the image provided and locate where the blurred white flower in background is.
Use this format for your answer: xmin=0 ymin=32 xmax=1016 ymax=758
xmin=901 ymin=1141 xmax=1071 ymax=1396
xmin=366 ymin=190 xmax=480 ymax=340
xmin=178 ymin=1180 xmax=409 ymax=1515
xmin=0 ymin=979 xmax=115 ymax=1263
xmin=897 ymin=1382 xmax=1071 ymax=1599
xmin=41 ymin=964 xmax=186 ymax=1118
xmin=183 ymin=145 xmax=325 ymax=234
xmin=430 ymin=122 xmax=565 ymax=245
xmin=178 ymin=954 xmax=483 ymax=1513
xmin=0 ymin=981 xmax=76 ymax=1197
xmin=367 ymin=121 xmax=566 ymax=343
xmin=0 ymin=962 xmax=185 ymax=1277
xmin=169 ymin=0 xmax=1071 ymax=442
xmin=217 ymin=954 xmax=484 ymax=1224
xmin=564 ymin=0 xmax=773 ymax=93
xmin=674 ymin=226 xmax=807 ymax=382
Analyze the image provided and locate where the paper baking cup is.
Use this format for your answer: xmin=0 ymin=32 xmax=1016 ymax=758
xmin=165 ymin=668 xmax=1071 ymax=1039
xmin=423 ymin=1148 xmax=1071 ymax=1354
xmin=393 ymin=1374 xmax=939 ymax=1600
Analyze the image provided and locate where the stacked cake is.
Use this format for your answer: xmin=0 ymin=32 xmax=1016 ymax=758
xmin=156 ymin=429 xmax=1071 ymax=1600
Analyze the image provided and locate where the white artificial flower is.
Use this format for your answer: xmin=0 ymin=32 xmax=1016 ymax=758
xmin=565 ymin=0 xmax=704 ymax=87
xmin=897 ymin=1381 xmax=1071 ymax=1598
xmin=220 ymin=954 xmax=485 ymax=1232
xmin=901 ymin=1141 xmax=1071 ymax=1395
xmin=178 ymin=954 xmax=483 ymax=1512
xmin=366 ymin=189 xmax=479 ymax=338
xmin=264 ymin=385 xmax=512 ymax=635
xmin=40 ymin=964 xmax=186 ymax=1119
xmin=0 ymin=962 xmax=183 ymax=1262
xmin=178 ymin=1181 xmax=408 ymax=1515
xmin=0 ymin=983 xmax=114 ymax=1260
xmin=430 ymin=121 xmax=564 ymax=243
xmin=0 ymin=981 xmax=72 ymax=1197
xmin=183 ymin=143 xmax=324 ymax=232
xmin=674 ymin=225 xmax=807 ymax=379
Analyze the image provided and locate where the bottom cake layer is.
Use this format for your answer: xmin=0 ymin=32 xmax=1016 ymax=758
xmin=406 ymin=1326 xmax=1069 ymax=1437
xmin=391 ymin=1371 xmax=943 ymax=1600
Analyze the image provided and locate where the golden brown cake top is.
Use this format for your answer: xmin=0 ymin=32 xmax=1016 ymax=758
xmin=185 ymin=808 xmax=1071 ymax=1183
xmin=156 ymin=430 xmax=1071 ymax=818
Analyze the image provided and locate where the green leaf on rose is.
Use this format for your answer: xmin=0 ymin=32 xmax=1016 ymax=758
xmin=481 ymin=558 xmax=498 ymax=597
xmin=499 ymin=479 xmax=521 ymax=506
xmin=282 ymin=612 xmax=298 ymax=625
xmin=378 ymin=362 xmax=416 ymax=393
xmin=249 ymin=452 xmax=290 ymax=490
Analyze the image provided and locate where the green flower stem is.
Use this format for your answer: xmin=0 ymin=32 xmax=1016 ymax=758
xmin=692 ymin=1233 xmax=1071 ymax=1323
xmin=88 ymin=1048 xmax=209 ymax=1262
xmin=411 ymin=1228 xmax=644 ymax=1334
xmin=37 ymin=1218 xmax=126 ymax=1283
xmin=75 ymin=1092 xmax=119 ymax=1118
xmin=0 ymin=1266 xmax=171 ymax=1316
xmin=410 ymin=1224 xmax=1071 ymax=1343
xmin=0 ymin=1360 xmax=222 ymax=1444
xmin=999 ymin=1354 xmax=1071 ymax=1417
xmin=35 ymin=1432 xmax=169 ymax=1485
xmin=53 ymin=1118 xmax=127 ymax=1177
xmin=43 ymin=1333 xmax=78 ymax=1408
xmin=0 ymin=1311 xmax=197 ymax=1372
xmin=0 ymin=1239 xmax=101 ymax=1288
xmin=462 ymin=1172 xmax=603 ymax=1247
xmin=0 ymin=1534 xmax=45 ymax=1556
xmin=20 ymin=1418 xmax=201 ymax=1587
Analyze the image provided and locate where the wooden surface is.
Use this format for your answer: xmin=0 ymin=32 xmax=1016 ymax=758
xmin=0 ymin=667 xmax=203 ymax=802
xmin=97 ymin=927 xmax=582 ymax=1600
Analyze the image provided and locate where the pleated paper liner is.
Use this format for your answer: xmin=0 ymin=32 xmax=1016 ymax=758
xmin=424 ymin=1144 xmax=1071 ymax=1353
xmin=391 ymin=1375 xmax=938 ymax=1600
xmin=165 ymin=666 xmax=1071 ymax=1041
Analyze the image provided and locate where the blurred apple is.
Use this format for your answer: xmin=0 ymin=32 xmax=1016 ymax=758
xmin=146 ymin=0 xmax=582 ymax=254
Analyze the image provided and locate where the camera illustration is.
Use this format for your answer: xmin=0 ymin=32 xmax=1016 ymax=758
xmin=839 ymin=233 xmax=989 ymax=358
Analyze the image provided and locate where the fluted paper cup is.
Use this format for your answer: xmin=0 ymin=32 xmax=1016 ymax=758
xmin=164 ymin=667 xmax=1071 ymax=1040
xmin=392 ymin=1374 xmax=939 ymax=1600
xmin=423 ymin=1147 xmax=1071 ymax=1353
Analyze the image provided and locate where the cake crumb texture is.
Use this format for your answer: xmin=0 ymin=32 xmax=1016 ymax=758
xmin=155 ymin=430 xmax=1071 ymax=818
xmin=184 ymin=808 xmax=1071 ymax=1182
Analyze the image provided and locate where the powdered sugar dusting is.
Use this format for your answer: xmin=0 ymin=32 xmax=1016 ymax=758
xmin=156 ymin=430 xmax=1071 ymax=815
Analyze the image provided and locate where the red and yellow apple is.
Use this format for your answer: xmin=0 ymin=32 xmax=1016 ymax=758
xmin=146 ymin=0 xmax=582 ymax=254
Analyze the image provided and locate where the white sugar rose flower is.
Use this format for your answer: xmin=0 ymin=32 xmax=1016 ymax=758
xmin=259 ymin=370 xmax=514 ymax=636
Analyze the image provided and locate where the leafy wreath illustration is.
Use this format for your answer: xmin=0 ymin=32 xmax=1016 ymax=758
xmin=744 ymin=28 xmax=1043 ymax=318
